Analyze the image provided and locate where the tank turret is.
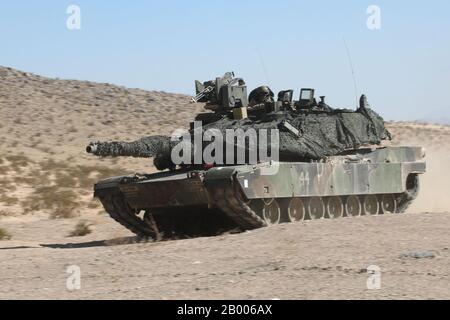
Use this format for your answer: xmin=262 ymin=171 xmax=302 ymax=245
xmin=87 ymin=72 xmax=391 ymax=170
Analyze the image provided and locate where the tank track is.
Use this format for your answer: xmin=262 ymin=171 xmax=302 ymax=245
xmin=397 ymin=174 xmax=420 ymax=213
xmin=209 ymin=183 xmax=267 ymax=230
xmin=97 ymin=182 xmax=267 ymax=238
xmin=98 ymin=188 xmax=242 ymax=239
xmin=98 ymin=192 xmax=157 ymax=239
xmin=97 ymin=179 xmax=419 ymax=239
xmin=397 ymin=193 xmax=418 ymax=213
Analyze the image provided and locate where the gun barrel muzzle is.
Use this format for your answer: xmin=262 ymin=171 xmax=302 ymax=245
xmin=86 ymin=144 xmax=98 ymax=154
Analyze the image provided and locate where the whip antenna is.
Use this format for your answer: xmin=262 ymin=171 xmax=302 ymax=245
xmin=343 ymin=37 xmax=359 ymax=107
xmin=256 ymin=48 xmax=271 ymax=87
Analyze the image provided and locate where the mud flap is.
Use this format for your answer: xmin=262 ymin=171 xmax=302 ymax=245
xmin=203 ymin=167 xmax=237 ymax=188
xmin=203 ymin=167 xmax=237 ymax=208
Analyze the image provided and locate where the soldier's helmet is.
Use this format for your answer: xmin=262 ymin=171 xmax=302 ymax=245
xmin=249 ymin=86 xmax=275 ymax=106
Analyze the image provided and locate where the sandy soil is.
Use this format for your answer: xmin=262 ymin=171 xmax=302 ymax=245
xmin=0 ymin=66 xmax=449 ymax=299
xmin=0 ymin=212 xmax=448 ymax=299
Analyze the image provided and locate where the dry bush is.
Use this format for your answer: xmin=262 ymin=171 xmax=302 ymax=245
xmin=0 ymin=166 xmax=9 ymax=175
xmin=41 ymin=161 xmax=124 ymax=189
xmin=87 ymin=199 xmax=101 ymax=209
xmin=0 ymin=178 xmax=17 ymax=205
xmin=0 ymin=228 xmax=11 ymax=241
xmin=29 ymin=140 xmax=42 ymax=148
xmin=67 ymin=126 xmax=78 ymax=133
xmin=0 ymin=195 xmax=19 ymax=206
xmin=54 ymin=172 xmax=78 ymax=189
xmin=22 ymin=186 xmax=80 ymax=219
xmin=39 ymin=159 xmax=68 ymax=171
xmin=6 ymin=154 xmax=30 ymax=170
xmin=68 ymin=221 xmax=92 ymax=237
xmin=49 ymin=190 xmax=81 ymax=219
xmin=13 ymin=117 xmax=23 ymax=125
xmin=0 ymin=210 xmax=13 ymax=217
xmin=14 ymin=174 xmax=45 ymax=186
xmin=75 ymin=165 xmax=124 ymax=189
xmin=12 ymin=159 xmax=123 ymax=218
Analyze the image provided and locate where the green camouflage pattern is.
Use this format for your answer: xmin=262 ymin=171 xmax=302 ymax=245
xmin=94 ymin=146 xmax=426 ymax=211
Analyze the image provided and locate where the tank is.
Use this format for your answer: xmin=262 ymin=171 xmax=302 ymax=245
xmin=87 ymin=72 xmax=426 ymax=239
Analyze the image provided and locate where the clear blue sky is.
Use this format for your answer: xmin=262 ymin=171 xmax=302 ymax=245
xmin=1 ymin=0 xmax=449 ymax=121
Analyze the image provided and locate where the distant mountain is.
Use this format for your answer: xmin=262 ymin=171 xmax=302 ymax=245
xmin=417 ymin=118 xmax=450 ymax=126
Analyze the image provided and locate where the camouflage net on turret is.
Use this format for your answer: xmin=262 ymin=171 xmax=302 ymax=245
xmin=87 ymin=105 xmax=391 ymax=170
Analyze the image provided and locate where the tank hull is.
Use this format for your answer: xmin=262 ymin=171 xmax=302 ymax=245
xmin=94 ymin=146 xmax=426 ymax=238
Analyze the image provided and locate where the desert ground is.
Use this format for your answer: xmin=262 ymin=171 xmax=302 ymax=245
xmin=0 ymin=66 xmax=448 ymax=299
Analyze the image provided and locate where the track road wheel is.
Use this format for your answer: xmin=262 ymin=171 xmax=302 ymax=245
xmin=262 ymin=199 xmax=281 ymax=225
xmin=307 ymin=197 xmax=325 ymax=220
xmin=381 ymin=194 xmax=397 ymax=214
xmin=345 ymin=195 xmax=361 ymax=217
xmin=326 ymin=197 xmax=344 ymax=219
xmin=364 ymin=195 xmax=379 ymax=216
xmin=287 ymin=198 xmax=306 ymax=222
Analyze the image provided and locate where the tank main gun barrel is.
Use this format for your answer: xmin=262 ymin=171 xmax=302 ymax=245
xmin=86 ymin=136 xmax=172 ymax=159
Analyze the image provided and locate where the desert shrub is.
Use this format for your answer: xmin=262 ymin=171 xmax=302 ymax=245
xmin=6 ymin=154 xmax=30 ymax=168
xmin=0 ymin=195 xmax=19 ymax=206
xmin=68 ymin=221 xmax=92 ymax=237
xmin=0 ymin=166 xmax=9 ymax=175
xmin=50 ymin=190 xmax=80 ymax=219
xmin=0 ymin=210 xmax=12 ymax=217
xmin=16 ymin=159 xmax=128 ymax=217
xmin=54 ymin=172 xmax=78 ymax=189
xmin=14 ymin=175 xmax=43 ymax=185
xmin=39 ymin=159 xmax=68 ymax=171
xmin=13 ymin=117 xmax=23 ymax=125
xmin=0 ymin=228 xmax=11 ymax=240
xmin=87 ymin=199 xmax=101 ymax=209
xmin=29 ymin=140 xmax=42 ymax=148
xmin=68 ymin=126 xmax=78 ymax=133
xmin=75 ymin=165 xmax=125 ymax=189
xmin=22 ymin=186 xmax=80 ymax=219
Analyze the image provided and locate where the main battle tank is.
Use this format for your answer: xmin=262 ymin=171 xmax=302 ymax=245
xmin=87 ymin=72 xmax=426 ymax=239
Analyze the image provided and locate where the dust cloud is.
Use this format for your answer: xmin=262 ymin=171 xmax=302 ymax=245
xmin=409 ymin=148 xmax=450 ymax=213
xmin=387 ymin=122 xmax=450 ymax=213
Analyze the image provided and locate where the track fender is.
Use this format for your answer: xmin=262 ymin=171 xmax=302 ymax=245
xmin=203 ymin=167 xmax=237 ymax=188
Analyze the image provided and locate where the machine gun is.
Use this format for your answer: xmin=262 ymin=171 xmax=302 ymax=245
xmin=191 ymin=72 xmax=248 ymax=113
xmin=191 ymin=72 xmax=236 ymax=103
xmin=190 ymin=85 xmax=215 ymax=103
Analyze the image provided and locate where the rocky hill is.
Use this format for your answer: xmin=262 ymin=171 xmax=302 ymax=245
xmin=0 ymin=66 xmax=202 ymax=218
